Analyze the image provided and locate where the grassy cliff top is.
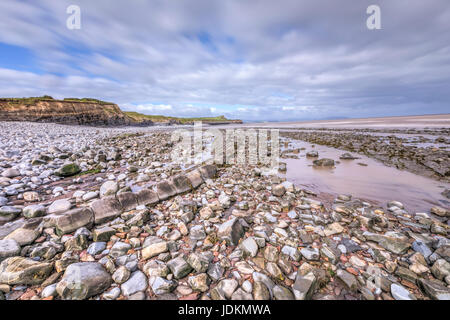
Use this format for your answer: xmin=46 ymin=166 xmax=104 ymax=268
xmin=0 ymin=96 xmax=114 ymax=105
xmin=124 ymin=112 xmax=238 ymax=123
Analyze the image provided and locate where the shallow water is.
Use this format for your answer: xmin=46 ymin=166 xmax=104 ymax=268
xmin=280 ymin=139 xmax=449 ymax=213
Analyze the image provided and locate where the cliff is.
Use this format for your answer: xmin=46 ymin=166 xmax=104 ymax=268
xmin=0 ymin=97 xmax=242 ymax=126
xmin=0 ymin=97 xmax=151 ymax=126
xmin=124 ymin=112 xmax=243 ymax=125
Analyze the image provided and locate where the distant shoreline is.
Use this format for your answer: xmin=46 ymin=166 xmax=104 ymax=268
xmin=236 ymin=113 xmax=450 ymax=128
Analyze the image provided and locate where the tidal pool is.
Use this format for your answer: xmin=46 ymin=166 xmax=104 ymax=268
xmin=281 ymin=138 xmax=449 ymax=213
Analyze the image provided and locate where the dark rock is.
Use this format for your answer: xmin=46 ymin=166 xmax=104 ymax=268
xmin=136 ymin=189 xmax=159 ymax=206
xmin=90 ymin=196 xmax=123 ymax=224
xmin=55 ymin=163 xmax=81 ymax=177
xmin=313 ymin=158 xmax=335 ymax=167
xmin=155 ymin=181 xmax=177 ymax=201
xmin=117 ymin=192 xmax=138 ymax=212
xmin=170 ymin=174 xmax=192 ymax=194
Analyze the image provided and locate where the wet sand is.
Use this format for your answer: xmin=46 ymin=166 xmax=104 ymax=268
xmin=221 ymin=113 xmax=450 ymax=129
xmin=280 ymin=139 xmax=449 ymax=213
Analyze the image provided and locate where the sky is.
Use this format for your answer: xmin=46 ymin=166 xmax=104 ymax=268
xmin=0 ymin=0 xmax=449 ymax=122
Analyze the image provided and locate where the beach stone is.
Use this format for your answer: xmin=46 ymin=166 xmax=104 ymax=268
xmin=150 ymin=276 xmax=176 ymax=295
xmin=0 ymin=239 xmax=21 ymax=262
xmin=264 ymin=246 xmax=279 ymax=262
xmin=431 ymin=259 xmax=450 ymax=280
xmin=103 ymin=287 xmax=121 ymax=300
xmin=387 ymin=201 xmax=404 ymax=209
xmin=273 ymin=285 xmax=294 ymax=300
xmin=337 ymin=269 xmax=358 ymax=291
xmin=142 ymin=240 xmax=168 ymax=259
xmin=324 ymin=222 xmax=344 ymax=236
xmin=0 ymin=257 xmax=53 ymax=285
xmin=240 ymin=237 xmax=259 ymax=257
xmin=217 ymin=217 xmax=244 ymax=245
xmin=218 ymin=193 xmax=231 ymax=208
xmin=48 ymin=207 xmax=94 ymax=235
xmin=22 ymin=204 xmax=46 ymax=218
xmin=292 ymin=271 xmax=316 ymax=300
xmin=340 ymin=238 xmax=362 ymax=253
xmin=411 ymin=240 xmax=432 ymax=259
xmin=0 ymin=206 xmax=22 ymax=221
xmin=190 ymin=225 xmax=206 ymax=240
xmin=199 ymin=165 xmax=217 ymax=180
xmin=281 ymin=245 xmax=301 ymax=261
xmin=272 ymin=184 xmax=286 ymax=197
xmin=121 ymin=271 xmax=148 ymax=296
xmin=188 ymin=273 xmax=210 ymax=292
xmin=4 ymin=218 xmax=42 ymax=246
xmin=167 ymin=256 xmax=193 ymax=279
xmin=87 ymin=242 xmax=106 ymax=256
xmin=199 ymin=207 xmax=213 ymax=220
xmin=300 ymin=247 xmax=319 ymax=261
xmin=90 ymin=196 xmax=123 ymax=224
xmin=64 ymin=234 xmax=88 ymax=251
xmin=143 ymin=260 xmax=170 ymax=278
xmin=117 ymin=192 xmax=138 ymax=212
xmin=253 ymin=281 xmax=270 ymax=300
xmin=136 ymin=189 xmax=159 ymax=206
xmin=252 ymin=272 xmax=275 ymax=297
xmin=155 ymin=181 xmax=177 ymax=200
xmin=212 ymin=279 xmax=238 ymax=299
xmin=266 ymin=262 xmax=283 ymax=279
xmin=23 ymin=191 xmax=40 ymax=202
xmin=92 ymin=226 xmax=116 ymax=242
xmin=340 ymin=153 xmax=358 ymax=160
xmin=186 ymin=169 xmax=203 ymax=188
xmin=100 ymin=180 xmax=118 ymax=197
xmin=48 ymin=199 xmax=72 ymax=215
xmin=1 ymin=168 xmax=20 ymax=178
xmin=391 ymin=283 xmax=416 ymax=300
xmin=109 ymin=241 xmax=131 ymax=258
xmin=431 ymin=206 xmax=449 ymax=217
xmin=41 ymin=283 xmax=57 ymax=298
xmin=306 ymin=151 xmax=318 ymax=157
xmin=418 ymin=278 xmax=450 ymax=300
xmin=378 ymin=236 xmax=411 ymax=255
xmin=313 ymin=158 xmax=335 ymax=167
xmin=55 ymin=163 xmax=81 ymax=177
xmin=170 ymin=174 xmax=192 ymax=194
xmin=82 ymin=191 xmax=98 ymax=201
xmin=56 ymin=262 xmax=112 ymax=300
xmin=187 ymin=252 xmax=210 ymax=273
xmin=231 ymin=288 xmax=253 ymax=300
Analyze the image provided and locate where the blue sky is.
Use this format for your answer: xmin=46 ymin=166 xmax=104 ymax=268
xmin=0 ymin=0 xmax=449 ymax=122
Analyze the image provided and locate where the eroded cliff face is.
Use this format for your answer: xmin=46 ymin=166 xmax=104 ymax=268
xmin=0 ymin=99 xmax=150 ymax=126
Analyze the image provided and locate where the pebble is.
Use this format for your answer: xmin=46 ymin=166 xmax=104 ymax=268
xmin=0 ymin=122 xmax=447 ymax=302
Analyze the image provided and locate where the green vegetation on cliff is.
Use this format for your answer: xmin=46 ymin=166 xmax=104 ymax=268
xmin=124 ymin=112 xmax=240 ymax=124
xmin=1 ymin=96 xmax=114 ymax=106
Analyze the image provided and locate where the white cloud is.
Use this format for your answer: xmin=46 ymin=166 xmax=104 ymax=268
xmin=0 ymin=0 xmax=449 ymax=121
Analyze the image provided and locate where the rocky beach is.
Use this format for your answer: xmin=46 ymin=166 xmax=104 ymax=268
xmin=0 ymin=116 xmax=448 ymax=301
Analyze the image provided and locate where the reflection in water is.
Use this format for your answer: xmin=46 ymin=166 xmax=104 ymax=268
xmin=281 ymin=139 xmax=449 ymax=213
